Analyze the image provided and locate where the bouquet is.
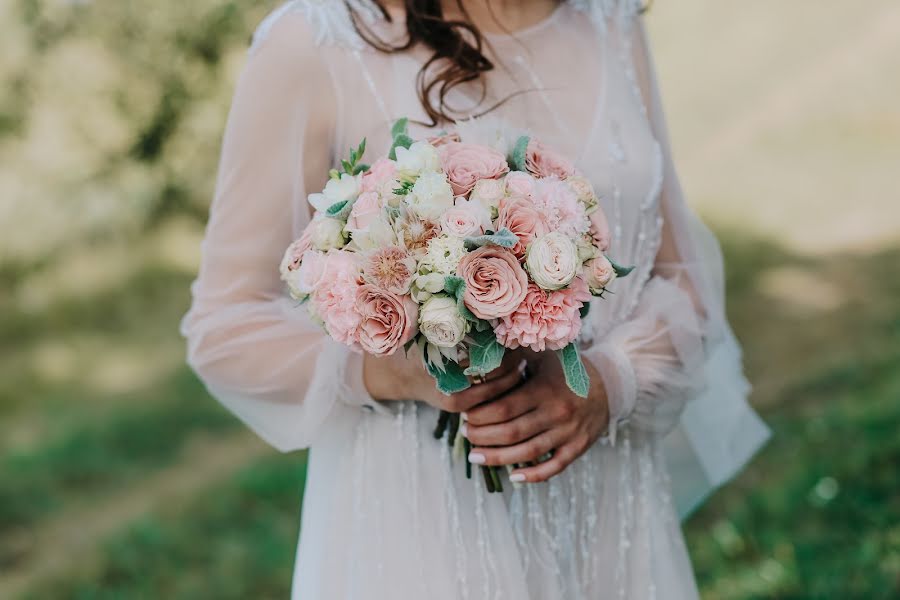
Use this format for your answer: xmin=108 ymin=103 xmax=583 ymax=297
xmin=280 ymin=119 xmax=632 ymax=491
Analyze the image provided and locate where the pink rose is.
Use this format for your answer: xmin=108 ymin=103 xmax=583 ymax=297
xmin=438 ymin=142 xmax=509 ymax=197
xmin=584 ymin=255 xmax=616 ymax=294
xmin=441 ymin=198 xmax=490 ymax=238
xmin=362 ymin=246 xmax=416 ymax=295
xmin=311 ymin=250 xmax=362 ymax=346
xmin=525 ymin=139 xmax=575 ymax=180
xmin=589 ymin=206 xmax=611 ymax=252
xmin=360 ymin=158 xmax=397 ymax=194
xmin=355 ymin=284 xmax=418 ymax=355
xmin=457 ymin=246 xmax=529 ymax=319
xmin=279 ymin=226 xmax=314 ymax=278
xmin=496 ymin=196 xmax=549 ymax=259
xmin=427 ymin=132 xmax=461 ymax=148
xmin=532 ymin=178 xmax=589 ymax=237
xmin=504 ymin=171 xmax=536 ymax=198
xmin=495 ymin=278 xmax=591 ymax=352
xmin=346 ymin=191 xmax=383 ymax=232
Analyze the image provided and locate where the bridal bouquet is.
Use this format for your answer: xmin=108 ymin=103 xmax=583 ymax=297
xmin=280 ymin=119 xmax=632 ymax=491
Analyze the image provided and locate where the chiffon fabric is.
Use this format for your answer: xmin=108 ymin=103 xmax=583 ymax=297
xmin=181 ymin=1 xmax=770 ymax=597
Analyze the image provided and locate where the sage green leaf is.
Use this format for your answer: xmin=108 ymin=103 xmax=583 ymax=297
xmin=463 ymin=227 xmax=518 ymax=251
xmin=608 ymin=256 xmax=636 ymax=278
xmin=426 ymin=358 xmax=471 ymax=395
xmin=510 ymin=135 xmax=530 ymax=172
xmin=465 ymin=328 xmax=505 ymax=377
xmin=325 ymin=199 xmax=354 ymax=220
xmin=443 ymin=275 xmax=465 ymax=296
xmin=391 ymin=117 xmax=409 ymax=139
xmin=556 ymin=342 xmax=590 ymax=398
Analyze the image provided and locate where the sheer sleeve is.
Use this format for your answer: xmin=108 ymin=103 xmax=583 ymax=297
xmin=583 ymin=16 xmax=755 ymax=443
xmin=180 ymin=13 xmax=376 ymax=453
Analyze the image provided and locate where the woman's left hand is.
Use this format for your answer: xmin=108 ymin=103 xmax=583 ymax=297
xmin=463 ymin=352 xmax=610 ymax=483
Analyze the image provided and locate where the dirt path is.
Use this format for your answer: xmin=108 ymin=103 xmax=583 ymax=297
xmin=0 ymin=431 xmax=272 ymax=599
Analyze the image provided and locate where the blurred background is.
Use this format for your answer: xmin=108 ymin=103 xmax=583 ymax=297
xmin=1 ymin=0 xmax=898 ymax=598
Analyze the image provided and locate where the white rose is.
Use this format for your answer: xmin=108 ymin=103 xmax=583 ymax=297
xmin=411 ymin=272 xmax=446 ymax=303
xmin=396 ymin=141 xmax=441 ymax=176
xmin=525 ymin=232 xmax=580 ymax=290
xmin=470 ymin=178 xmax=506 ymax=212
xmin=575 ymin=232 xmax=601 ymax=263
xmin=348 ymin=215 xmax=397 ymax=251
xmin=309 ymin=173 xmax=359 ymax=212
xmin=408 ymin=172 xmax=454 ymax=220
xmin=419 ymin=294 xmax=467 ymax=348
xmin=584 ymin=255 xmax=617 ymax=294
xmin=566 ymin=175 xmax=599 ymax=213
xmin=311 ymin=217 xmax=347 ymax=251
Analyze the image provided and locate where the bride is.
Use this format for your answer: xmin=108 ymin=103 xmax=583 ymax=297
xmin=181 ymin=0 xmax=770 ymax=597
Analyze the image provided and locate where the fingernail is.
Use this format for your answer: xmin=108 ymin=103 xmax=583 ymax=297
xmin=468 ymin=452 xmax=486 ymax=465
xmin=459 ymin=423 xmax=468 ymax=438
xmin=461 ymin=412 xmax=468 ymax=422
xmin=509 ymin=473 xmax=526 ymax=483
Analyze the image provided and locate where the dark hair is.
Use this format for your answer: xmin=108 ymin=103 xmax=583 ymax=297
xmin=348 ymin=0 xmax=652 ymax=126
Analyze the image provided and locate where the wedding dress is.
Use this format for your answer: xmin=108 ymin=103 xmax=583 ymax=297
xmin=180 ymin=0 xmax=771 ymax=597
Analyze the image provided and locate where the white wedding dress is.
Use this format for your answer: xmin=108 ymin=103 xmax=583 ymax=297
xmin=180 ymin=1 xmax=771 ymax=598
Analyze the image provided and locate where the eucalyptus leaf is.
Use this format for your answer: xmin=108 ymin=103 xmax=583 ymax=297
xmin=463 ymin=227 xmax=518 ymax=251
xmin=608 ymin=256 xmax=636 ymax=278
xmin=556 ymin=343 xmax=590 ymax=398
xmin=426 ymin=357 xmax=471 ymax=395
xmin=443 ymin=275 xmax=465 ymax=297
xmin=510 ymin=135 xmax=530 ymax=172
xmin=465 ymin=329 xmax=505 ymax=377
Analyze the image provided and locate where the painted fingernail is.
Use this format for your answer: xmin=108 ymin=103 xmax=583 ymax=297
xmin=509 ymin=473 xmax=526 ymax=483
xmin=468 ymin=452 xmax=486 ymax=464
xmin=459 ymin=423 xmax=468 ymax=438
xmin=461 ymin=412 xmax=468 ymax=422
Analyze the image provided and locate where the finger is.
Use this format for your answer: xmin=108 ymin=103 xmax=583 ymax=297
xmin=508 ymin=443 xmax=580 ymax=483
xmin=463 ymin=408 xmax=545 ymax=446
xmin=468 ymin=428 xmax=562 ymax=467
xmin=479 ymin=353 xmax=527 ymax=383
xmin=464 ymin=379 xmax=536 ymax=426
xmin=445 ymin=362 xmax=526 ymax=413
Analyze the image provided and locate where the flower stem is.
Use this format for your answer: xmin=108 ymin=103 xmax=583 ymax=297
xmin=433 ymin=410 xmax=450 ymax=439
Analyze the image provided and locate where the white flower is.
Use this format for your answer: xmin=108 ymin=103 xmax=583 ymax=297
xmin=309 ymin=173 xmax=359 ymax=212
xmin=525 ymin=232 xmax=580 ymax=290
xmin=575 ymin=232 xmax=601 ymax=263
xmin=470 ymin=178 xmax=506 ymax=213
xmin=311 ymin=217 xmax=346 ymax=251
xmin=441 ymin=197 xmax=491 ymax=238
xmin=284 ymin=250 xmax=326 ymax=299
xmin=396 ymin=141 xmax=441 ymax=176
xmin=407 ymin=172 xmax=454 ymax=220
xmin=411 ymin=272 xmax=446 ymax=303
xmin=419 ymin=295 xmax=468 ymax=348
xmin=348 ymin=215 xmax=397 ymax=251
xmin=421 ymin=235 xmax=467 ymax=275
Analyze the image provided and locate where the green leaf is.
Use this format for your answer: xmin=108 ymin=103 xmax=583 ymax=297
xmin=556 ymin=343 xmax=590 ymax=398
xmin=426 ymin=357 xmax=471 ymax=395
xmin=391 ymin=117 xmax=409 ymax=139
xmin=465 ymin=328 xmax=505 ymax=377
xmin=463 ymin=227 xmax=518 ymax=251
xmin=443 ymin=275 xmax=465 ymax=297
xmin=388 ymin=133 xmax=414 ymax=160
xmin=352 ymin=163 xmax=370 ymax=175
xmin=579 ymin=302 xmax=591 ymax=319
xmin=510 ymin=135 xmax=530 ymax=172
xmin=328 ymin=169 xmax=340 ymax=180
xmin=607 ymin=256 xmax=636 ymax=278
xmin=341 ymin=159 xmax=353 ymax=174
xmin=325 ymin=199 xmax=353 ymax=220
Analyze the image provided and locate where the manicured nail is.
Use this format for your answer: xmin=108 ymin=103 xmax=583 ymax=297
xmin=459 ymin=423 xmax=468 ymax=438
xmin=509 ymin=473 xmax=526 ymax=483
xmin=468 ymin=452 xmax=486 ymax=464
xmin=461 ymin=412 xmax=468 ymax=421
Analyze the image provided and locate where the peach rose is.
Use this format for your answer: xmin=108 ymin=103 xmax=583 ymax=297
xmin=346 ymin=191 xmax=383 ymax=232
xmin=355 ymin=284 xmax=418 ymax=355
xmin=279 ymin=227 xmax=314 ymax=280
xmin=496 ymin=196 xmax=550 ymax=258
xmin=438 ymin=142 xmax=509 ymax=197
xmin=525 ymin=139 xmax=575 ymax=180
xmin=584 ymin=255 xmax=616 ymax=294
xmin=457 ymin=246 xmax=529 ymax=320
xmin=494 ymin=278 xmax=591 ymax=352
xmin=359 ymin=158 xmax=398 ymax=194
xmin=589 ymin=206 xmax=611 ymax=252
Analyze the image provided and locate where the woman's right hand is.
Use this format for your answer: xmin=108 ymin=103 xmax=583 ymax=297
xmin=363 ymin=349 xmax=528 ymax=414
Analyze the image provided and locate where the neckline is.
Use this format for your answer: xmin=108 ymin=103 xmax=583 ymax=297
xmin=482 ymin=1 xmax=567 ymax=40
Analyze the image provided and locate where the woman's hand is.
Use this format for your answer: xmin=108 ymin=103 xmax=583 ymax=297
xmin=463 ymin=352 xmax=610 ymax=483
xmin=363 ymin=349 xmax=528 ymax=414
